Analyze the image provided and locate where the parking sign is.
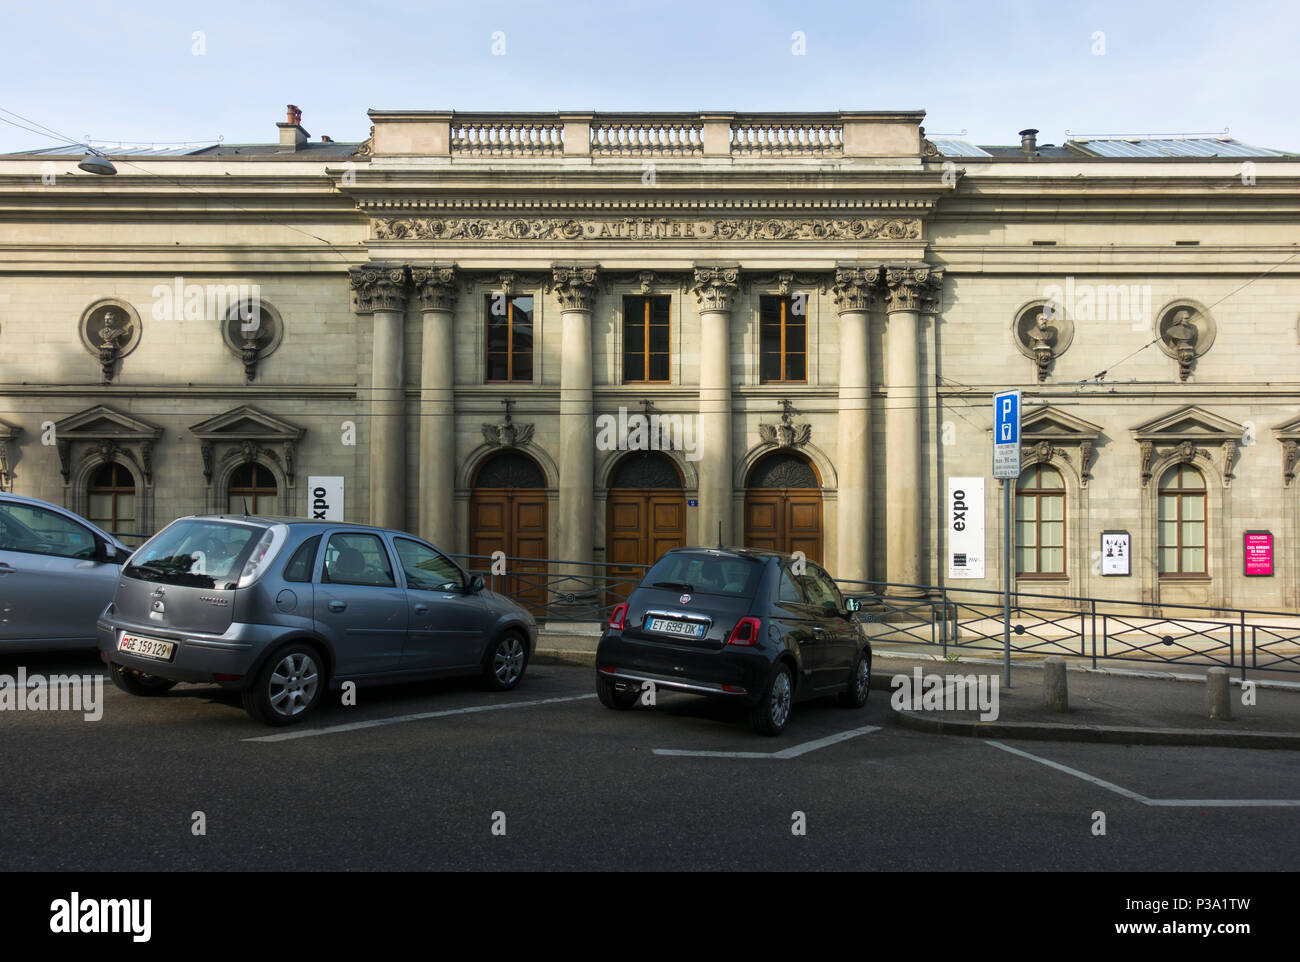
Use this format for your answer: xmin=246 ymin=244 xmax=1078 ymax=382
xmin=992 ymin=390 xmax=1021 ymax=479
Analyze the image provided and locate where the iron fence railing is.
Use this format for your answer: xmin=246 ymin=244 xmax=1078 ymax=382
xmin=839 ymin=578 xmax=1300 ymax=679
xmin=441 ymin=554 xmax=1300 ymax=678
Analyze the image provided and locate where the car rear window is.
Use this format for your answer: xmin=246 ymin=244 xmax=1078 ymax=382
xmin=642 ymin=553 xmax=762 ymax=598
xmin=124 ymin=519 xmax=266 ymax=589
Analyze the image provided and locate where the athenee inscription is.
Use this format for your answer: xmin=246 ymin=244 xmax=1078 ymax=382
xmin=372 ymin=215 xmax=923 ymax=242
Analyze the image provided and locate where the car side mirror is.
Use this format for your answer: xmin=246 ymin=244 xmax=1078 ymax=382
xmin=845 ymin=597 xmax=862 ymax=613
xmin=468 ymin=575 xmax=485 ymax=594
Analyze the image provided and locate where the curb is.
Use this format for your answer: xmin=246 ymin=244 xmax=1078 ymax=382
xmin=533 ymin=649 xmax=597 ymax=668
xmin=890 ymin=707 xmax=1300 ymax=750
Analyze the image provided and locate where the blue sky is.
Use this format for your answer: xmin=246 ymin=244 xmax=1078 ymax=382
xmin=1 ymin=0 xmax=1296 ymax=152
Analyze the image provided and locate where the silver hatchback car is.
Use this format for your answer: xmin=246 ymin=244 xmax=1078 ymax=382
xmin=97 ymin=515 xmax=537 ymax=725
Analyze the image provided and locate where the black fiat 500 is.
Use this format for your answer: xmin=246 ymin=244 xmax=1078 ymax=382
xmin=595 ymin=547 xmax=870 ymax=735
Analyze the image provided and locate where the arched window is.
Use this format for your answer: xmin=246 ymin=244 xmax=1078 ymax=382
xmin=227 ymin=462 xmax=278 ymax=514
xmin=1015 ymin=464 xmax=1065 ymax=576
xmin=1158 ymin=464 xmax=1207 ymax=576
xmin=87 ymin=462 xmax=136 ymax=536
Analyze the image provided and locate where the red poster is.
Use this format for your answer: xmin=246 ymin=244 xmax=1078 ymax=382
xmin=1244 ymin=531 xmax=1273 ymax=577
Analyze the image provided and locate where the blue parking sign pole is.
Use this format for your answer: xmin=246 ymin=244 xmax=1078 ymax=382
xmin=992 ymin=390 xmax=1021 ymax=688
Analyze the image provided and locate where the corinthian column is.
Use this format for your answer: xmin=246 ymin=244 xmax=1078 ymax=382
xmin=412 ymin=265 xmax=459 ymax=549
xmin=350 ymin=264 xmax=411 ymax=530
xmin=551 ymin=265 xmax=599 ymax=567
xmin=833 ymin=267 xmax=883 ymax=585
xmin=884 ymin=264 xmax=943 ymax=594
xmin=692 ymin=267 xmax=740 ymax=545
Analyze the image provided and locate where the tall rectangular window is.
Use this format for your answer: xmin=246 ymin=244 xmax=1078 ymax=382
xmin=622 ymin=296 xmax=671 ymax=383
xmin=759 ymin=295 xmax=807 ymax=383
xmin=485 ymin=294 xmax=534 ymax=383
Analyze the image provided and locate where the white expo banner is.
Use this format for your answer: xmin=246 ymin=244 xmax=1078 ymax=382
xmin=307 ymin=476 xmax=344 ymax=521
xmin=947 ymin=477 xmax=985 ymax=579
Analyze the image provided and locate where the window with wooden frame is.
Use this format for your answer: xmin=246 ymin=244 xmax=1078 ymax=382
xmin=1158 ymin=463 xmax=1207 ymax=577
xmin=622 ymin=295 xmax=671 ymax=383
xmin=227 ymin=462 xmax=278 ymax=514
xmin=484 ymin=294 xmax=534 ymax=383
xmin=87 ymin=462 xmax=136 ymax=536
xmin=759 ymin=295 xmax=807 ymax=383
xmin=1015 ymin=464 xmax=1065 ymax=576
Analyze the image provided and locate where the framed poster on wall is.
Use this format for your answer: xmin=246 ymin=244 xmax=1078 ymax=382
xmin=1244 ymin=530 xmax=1274 ymax=577
xmin=1100 ymin=530 xmax=1131 ymax=576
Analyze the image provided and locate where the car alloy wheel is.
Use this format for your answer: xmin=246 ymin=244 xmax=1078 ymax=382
xmin=267 ymin=651 xmax=320 ymax=718
xmin=484 ymin=633 xmax=528 ymax=691
xmin=770 ymin=669 xmax=792 ymax=728
xmin=855 ymin=656 xmax=870 ymax=701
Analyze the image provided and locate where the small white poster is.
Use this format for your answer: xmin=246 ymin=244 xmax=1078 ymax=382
xmin=1101 ymin=531 xmax=1131 ymax=576
xmin=307 ymin=476 xmax=344 ymax=521
xmin=948 ymin=477 xmax=985 ymax=579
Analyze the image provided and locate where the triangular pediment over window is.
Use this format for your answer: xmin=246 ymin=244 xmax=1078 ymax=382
xmin=1131 ymin=406 xmax=1243 ymax=487
xmin=54 ymin=405 xmax=163 ymax=442
xmin=190 ymin=406 xmax=305 ymax=486
xmin=1131 ymin=405 xmax=1242 ymax=443
xmin=190 ymin=406 xmax=305 ymax=444
xmin=1022 ymin=405 xmax=1103 ymax=442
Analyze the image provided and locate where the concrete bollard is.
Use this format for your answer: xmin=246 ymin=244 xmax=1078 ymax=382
xmin=1043 ymin=656 xmax=1068 ymax=712
xmin=1206 ymin=668 xmax=1232 ymax=721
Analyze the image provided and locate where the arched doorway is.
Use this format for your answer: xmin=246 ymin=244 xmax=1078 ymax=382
xmin=470 ymin=451 xmax=549 ymax=613
xmin=605 ymin=452 xmax=687 ymax=604
xmin=744 ymin=452 xmax=823 ymax=563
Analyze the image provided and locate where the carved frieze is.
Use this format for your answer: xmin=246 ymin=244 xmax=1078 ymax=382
xmin=372 ymin=215 xmax=923 ymax=243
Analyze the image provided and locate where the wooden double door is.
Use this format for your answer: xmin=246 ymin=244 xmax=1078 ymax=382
xmin=606 ymin=491 xmax=687 ymax=605
xmin=743 ymin=491 xmax=823 ymax=564
xmin=469 ymin=453 xmax=550 ymax=614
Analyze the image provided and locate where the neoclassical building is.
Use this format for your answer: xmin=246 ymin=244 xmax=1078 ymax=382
xmin=2 ymin=108 xmax=1298 ymax=609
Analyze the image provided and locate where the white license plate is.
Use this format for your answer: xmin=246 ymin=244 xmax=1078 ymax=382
xmin=647 ymin=617 xmax=705 ymax=638
xmin=118 ymin=632 xmax=176 ymax=662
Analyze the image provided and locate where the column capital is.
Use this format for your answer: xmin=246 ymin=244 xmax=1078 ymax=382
xmin=349 ymin=264 xmax=411 ymax=314
xmin=411 ymin=265 xmax=459 ymax=312
xmin=692 ymin=266 xmax=741 ymax=312
xmin=832 ymin=266 xmax=886 ymax=313
xmin=884 ymin=264 xmax=944 ymax=314
xmin=549 ymin=265 xmax=600 ymax=312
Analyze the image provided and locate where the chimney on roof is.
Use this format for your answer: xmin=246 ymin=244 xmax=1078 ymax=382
xmin=321 ymin=135 xmax=332 ymax=143
xmin=278 ymin=104 xmax=309 ymax=152
xmin=1019 ymin=128 xmax=1039 ymax=155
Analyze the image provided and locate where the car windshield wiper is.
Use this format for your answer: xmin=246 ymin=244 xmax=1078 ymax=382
xmin=652 ymin=581 xmax=694 ymax=593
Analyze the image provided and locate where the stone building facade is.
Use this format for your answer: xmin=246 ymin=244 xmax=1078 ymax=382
xmin=2 ymin=108 xmax=1298 ymax=610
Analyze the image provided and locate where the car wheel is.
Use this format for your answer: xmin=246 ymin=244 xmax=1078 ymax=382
xmin=749 ymin=662 xmax=794 ymax=736
xmin=107 ymin=662 xmax=177 ymax=696
xmin=838 ymin=649 xmax=871 ymax=708
xmin=596 ymin=673 xmax=639 ymax=710
xmin=482 ymin=632 xmax=528 ymax=691
xmin=242 ymin=644 xmax=324 ymax=726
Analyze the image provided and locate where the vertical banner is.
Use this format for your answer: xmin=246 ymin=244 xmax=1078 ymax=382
xmin=307 ymin=476 xmax=345 ymax=521
xmin=948 ymin=477 xmax=985 ymax=579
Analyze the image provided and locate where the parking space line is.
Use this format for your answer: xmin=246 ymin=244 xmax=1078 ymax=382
xmin=986 ymin=740 xmax=1300 ymax=807
xmin=654 ymin=725 xmax=880 ymax=759
xmin=243 ymin=693 xmax=597 ymax=742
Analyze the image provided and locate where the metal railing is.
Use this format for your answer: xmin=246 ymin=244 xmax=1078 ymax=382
xmin=451 ymin=554 xmax=649 ymax=622
xmin=839 ymin=579 xmax=1300 ymax=679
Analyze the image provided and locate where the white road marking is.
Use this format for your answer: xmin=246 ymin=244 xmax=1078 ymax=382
xmin=986 ymin=740 xmax=1300 ymax=807
xmin=243 ymin=693 xmax=597 ymax=742
xmin=654 ymin=725 xmax=880 ymax=758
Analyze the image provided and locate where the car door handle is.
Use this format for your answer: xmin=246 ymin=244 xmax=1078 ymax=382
xmin=0 ymin=563 xmax=11 ymax=575
xmin=328 ymin=600 xmax=347 ymax=612
xmin=412 ymin=604 xmax=429 ymax=614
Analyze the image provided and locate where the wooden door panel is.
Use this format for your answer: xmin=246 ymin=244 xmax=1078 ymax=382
xmin=744 ymin=491 xmax=823 ymax=565
xmin=606 ymin=491 xmax=686 ymax=607
xmin=469 ymin=491 xmax=548 ymax=615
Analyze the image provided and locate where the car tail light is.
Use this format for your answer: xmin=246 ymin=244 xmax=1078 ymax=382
xmin=608 ymin=603 xmax=628 ymax=630
xmin=726 ymin=616 xmax=761 ymax=646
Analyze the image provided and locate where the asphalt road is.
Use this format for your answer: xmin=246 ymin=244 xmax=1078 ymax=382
xmin=2 ymin=652 xmax=1298 ymax=871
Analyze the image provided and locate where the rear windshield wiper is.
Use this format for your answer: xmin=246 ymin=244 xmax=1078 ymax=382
xmin=652 ymin=581 xmax=694 ymax=592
